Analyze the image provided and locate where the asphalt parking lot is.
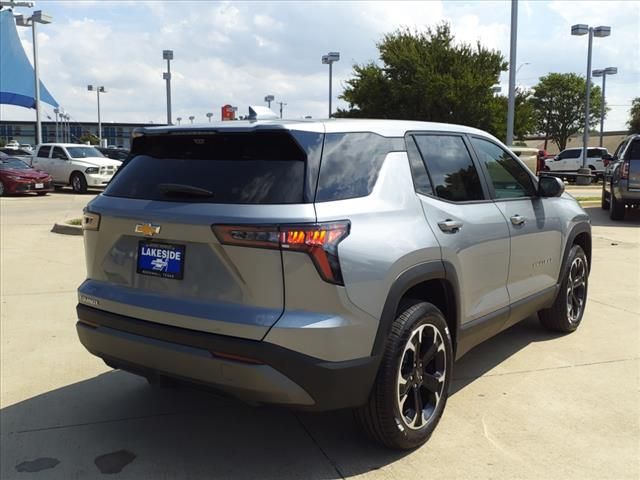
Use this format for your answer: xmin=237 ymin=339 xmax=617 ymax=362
xmin=1 ymin=189 xmax=639 ymax=479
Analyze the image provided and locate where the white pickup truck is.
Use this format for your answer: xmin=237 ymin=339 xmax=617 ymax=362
xmin=31 ymin=143 xmax=122 ymax=193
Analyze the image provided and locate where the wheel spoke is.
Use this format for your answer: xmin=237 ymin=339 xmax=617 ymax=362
xmin=412 ymin=387 xmax=423 ymax=428
xmin=421 ymin=341 xmax=438 ymax=365
xmin=422 ymin=372 xmax=442 ymax=393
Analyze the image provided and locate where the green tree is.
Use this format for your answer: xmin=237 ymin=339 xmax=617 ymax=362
xmin=79 ymin=133 xmax=100 ymax=145
xmin=627 ymin=97 xmax=640 ymax=134
xmin=489 ymin=88 xmax=538 ymax=142
xmin=0 ymin=138 xmax=5 ymax=147
xmin=531 ymin=73 xmax=604 ymax=151
xmin=336 ymin=24 xmax=507 ymax=134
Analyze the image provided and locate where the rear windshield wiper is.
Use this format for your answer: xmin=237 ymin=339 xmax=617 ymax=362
xmin=158 ymin=183 xmax=214 ymax=198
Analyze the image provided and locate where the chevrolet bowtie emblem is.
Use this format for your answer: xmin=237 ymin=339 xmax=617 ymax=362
xmin=135 ymin=223 xmax=161 ymax=236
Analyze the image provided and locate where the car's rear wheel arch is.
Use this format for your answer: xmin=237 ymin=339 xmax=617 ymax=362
xmin=373 ymin=262 xmax=459 ymax=358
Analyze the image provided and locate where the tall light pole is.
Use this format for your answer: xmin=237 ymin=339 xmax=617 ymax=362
xmin=264 ymin=95 xmax=274 ymax=108
xmin=322 ymin=52 xmax=340 ymax=118
xmin=277 ymin=101 xmax=287 ymax=119
xmin=15 ymin=10 xmax=53 ymax=146
xmin=206 ymin=112 xmax=213 ymax=122
xmin=189 ymin=115 xmax=195 ymax=124
xmin=163 ymin=50 xmax=173 ymax=125
xmin=571 ymin=24 xmax=611 ymax=184
xmin=592 ymin=67 xmax=617 ymax=147
xmin=505 ymin=0 xmax=518 ymax=146
xmin=87 ymin=85 xmax=106 ymax=144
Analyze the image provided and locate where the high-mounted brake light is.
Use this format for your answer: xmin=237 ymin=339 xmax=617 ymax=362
xmin=212 ymin=221 xmax=350 ymax=285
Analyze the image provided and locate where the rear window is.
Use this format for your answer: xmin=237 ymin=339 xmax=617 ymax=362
xmin=587 ymin=148 xmax=605 ymax=158
xmin=315 ymin=133 xmax=404 ymax=202
xmin=105 ymin=131 xmax=320 ymax=204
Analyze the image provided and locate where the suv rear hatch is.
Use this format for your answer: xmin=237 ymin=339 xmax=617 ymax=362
xmin=80 ymin=126 xmax=323 ymax=340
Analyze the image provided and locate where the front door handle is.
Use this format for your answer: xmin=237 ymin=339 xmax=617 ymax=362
xmin=438 ymin=219 xmax=463 ymax=233
xmin=510 ymin=214 xmax=526 ymax=226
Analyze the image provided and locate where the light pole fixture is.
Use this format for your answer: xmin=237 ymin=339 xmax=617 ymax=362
xmin=15 ymin=10 xmax=53 ymax=146
xmin=592 ymin=67 xmax=617 ymax=147
xmin=277 ymin=101 xmax=287 ymax=119
xmin=571 ymin=23 xmax=611 ymax=183
xmin=176 ymin=117 xmax=182 ymax=125
xmin=264 ymin=95 xmax=274 ymax=108
xmin=87 ymin=85 xmax=107 ymax=144
xmin=206 ymin=112 xmax=213 ymax=122
xmin=53 ymin=107 xmax=59 ymax=142
xmin=163 ymin=50 xmax=174 ymax=125
xmin=189 ymin=115 xmax=195 ymax=124
xmin=322 ymin=51 xmax=340 ymax=118
xmin=491 ymin=85 xmax=502 ymax=94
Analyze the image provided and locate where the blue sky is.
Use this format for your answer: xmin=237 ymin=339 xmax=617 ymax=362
xmin=1 ymin=0 xmax=638 ymax=131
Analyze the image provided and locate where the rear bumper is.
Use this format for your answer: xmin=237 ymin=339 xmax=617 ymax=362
xmin=614 ymin=182 xmax=640 ymax=204
xmin=76 ymin=304 xmax=380 ymax=411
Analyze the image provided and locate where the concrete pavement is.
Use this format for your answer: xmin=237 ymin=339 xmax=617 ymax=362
xmin=1 ymin=191 xmax=638 ymax=479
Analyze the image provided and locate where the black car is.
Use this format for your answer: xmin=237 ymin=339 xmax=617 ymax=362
xmin=96 ymin=147 xmax=129 ymax=161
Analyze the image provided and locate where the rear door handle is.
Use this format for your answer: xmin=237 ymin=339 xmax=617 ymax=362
xmin=438 ymin=219 xmax=463 ymax=233
xmin=510 ymin=214 xmax=526 ymax=226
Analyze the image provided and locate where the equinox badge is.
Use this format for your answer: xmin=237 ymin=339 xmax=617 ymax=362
xmin=135 ymin=223 xmax=161 ymax=236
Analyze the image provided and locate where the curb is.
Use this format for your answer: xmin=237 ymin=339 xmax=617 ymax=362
xmin=51 ymin=222 xmax=83 ymax=236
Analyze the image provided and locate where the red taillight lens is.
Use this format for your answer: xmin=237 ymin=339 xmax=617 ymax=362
xmin=621 ymin=161 xmax=630 ymax=180
xmin=212 ymin=221 xmax=350 ymax=285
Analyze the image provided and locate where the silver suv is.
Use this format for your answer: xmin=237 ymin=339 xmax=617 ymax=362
xmin=77 ymin=117 xmax=591 ymax=450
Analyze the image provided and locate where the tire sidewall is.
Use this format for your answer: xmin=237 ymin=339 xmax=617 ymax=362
xmin=71 ymin=173 xmax=87 ymax=193
xmin=381 ymin=303 xmax=453 ymax=449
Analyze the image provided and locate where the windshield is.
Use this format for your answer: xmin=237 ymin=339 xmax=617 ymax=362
xmin=0 ymin=158 xmax=31 ymax=170
xmin=66 ymin=146 xmax=104 ymax=158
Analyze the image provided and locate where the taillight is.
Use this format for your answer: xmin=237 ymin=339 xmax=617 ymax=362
xmin=620 ymin=160 xmax=630 ymax=180
xmin=82 ymin=210 xmax=101 ymax=231
xmin=212 ymin=221 xmax=350 ymax=285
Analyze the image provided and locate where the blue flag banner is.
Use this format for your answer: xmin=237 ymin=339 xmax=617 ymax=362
xmin=0 ymin=9 xmax=59 ymax=108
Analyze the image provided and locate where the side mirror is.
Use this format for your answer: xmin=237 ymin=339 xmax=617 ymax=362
xmin=538 ymin=175 xmax=565 ymax=198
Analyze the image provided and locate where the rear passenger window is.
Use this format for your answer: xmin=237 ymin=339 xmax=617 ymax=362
xmin=315 ymin=133 xmax=403 ymax=202
xmin=405 ymin=136 xmax=433 ymax=195
xmin=413 ymin=135 xmax=484 ymax=202
xmin=470 ymin=137 xmax=536 ymax=199
xmin=37 ymin=146 xmax=51 ymax=157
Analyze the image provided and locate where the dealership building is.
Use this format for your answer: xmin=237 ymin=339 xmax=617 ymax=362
xmin=0 ymin=120 xmax=154 ymax=149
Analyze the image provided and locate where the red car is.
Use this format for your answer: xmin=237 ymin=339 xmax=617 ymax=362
xmin=0 ymin=156 xmax=53 ymax=196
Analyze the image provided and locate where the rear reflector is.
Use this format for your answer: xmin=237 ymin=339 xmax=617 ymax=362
xmin=212 ymin=221 xmax=350 ymax=285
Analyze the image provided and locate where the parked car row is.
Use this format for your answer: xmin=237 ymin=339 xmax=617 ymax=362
xmin=0 ymin=143 xmax=129 ymax=196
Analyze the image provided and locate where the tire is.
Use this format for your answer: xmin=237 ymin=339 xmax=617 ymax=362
xmin=354 ymin=302 xmax=453 ymax=450
xmin=609 ymin=186 xmax=626 ymax=220
xmin=601 ymin=185 xmax=609 ymax=210
xmin=0 ymin=181 xmax=4 ymax=197
xmin=539 ymin=245 xmax=588 ymax=333
xmin=70 ymin=172 xmax=88 ymax=194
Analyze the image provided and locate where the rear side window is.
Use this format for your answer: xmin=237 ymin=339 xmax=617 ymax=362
xmin=559 ymin=150 xmax=581 ymax=159
xmin=414 ymin=135 xmax=484 ymax=202
xmin=587 ymin=149 xmax=604 ymax=158
xmin=315 ymin=133 xmax=404 ymax=202
xmin=37 ymin=146 xmax=51 ymax=158
xmin=105 ymin=131 xmax=319 ymax=204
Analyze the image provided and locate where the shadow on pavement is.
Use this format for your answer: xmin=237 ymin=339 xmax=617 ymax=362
xmin=583 ymin=204 xmax=640 ymax=227
xmin=1 ymin=314 xmax=566 ymax=479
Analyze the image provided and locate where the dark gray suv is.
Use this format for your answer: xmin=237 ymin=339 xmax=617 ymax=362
xmin=77 ymin=117 xmax=591 ymax=449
